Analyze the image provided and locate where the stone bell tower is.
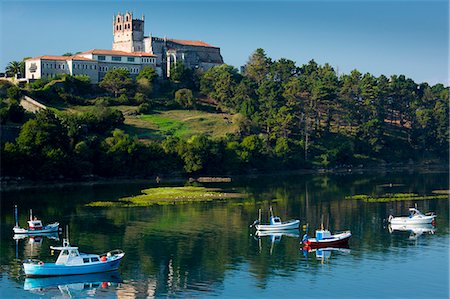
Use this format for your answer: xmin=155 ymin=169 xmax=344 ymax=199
xmin=112 ymin=11 xmax=145 ymax=52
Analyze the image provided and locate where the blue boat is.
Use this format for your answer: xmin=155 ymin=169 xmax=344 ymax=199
xmin=23 ymin=238 xmax=125 ymax=277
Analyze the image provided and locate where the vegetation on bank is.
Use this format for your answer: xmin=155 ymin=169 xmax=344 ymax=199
xmin=86 ymin=186 xmax=244 ymax=207
xmin=345 ymin=193 xmax=448 ymax=202
xmin=1 ymin=48 xmax=448 ymax=180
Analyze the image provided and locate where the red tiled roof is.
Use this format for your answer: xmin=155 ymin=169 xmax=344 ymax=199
xmin=168 ymin=39 xmax=217 ymax=48
xmin=81 ymin=49 xmax=156 ymax=57
xmin=26 ymin=55 xmax=94 ymax=61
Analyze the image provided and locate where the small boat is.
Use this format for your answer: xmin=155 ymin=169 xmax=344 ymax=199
xmin=13 ymin=206 xmax=60 ymax=234
xmin=388 ymin=207 xmax=436 ymax=225
xmin=23 ymin=238 xmax=125 ymax=277
xmin=250 ymin=208 xmax=300 ymax=231
xmin=302 ymin=223 xmax=351 ymax=248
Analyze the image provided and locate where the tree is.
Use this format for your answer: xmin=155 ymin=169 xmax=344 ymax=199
xmin=6 ymin=61 xmax=24 ymax=78
xmin=174 ymin=88 xmax=195 ymax=108
xmin=137 ymin=66 xmax=158 ymax=82
xmin=99 ymin=69 xmax=134 ymax=97
xmin=244 ymin=48 xmax=272 ymax=84
xmin=270 ymin=58 xmax=299 ymax=83
xmin=200 ymin=64 xmax=241 ymax=109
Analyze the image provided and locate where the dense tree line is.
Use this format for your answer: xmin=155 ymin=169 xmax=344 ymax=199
xmin=1 ymin=49 xmax=448 ymax=179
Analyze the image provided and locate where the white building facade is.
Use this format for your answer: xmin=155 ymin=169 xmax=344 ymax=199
xmin=25 ymin=50 xmax=157 ymax=84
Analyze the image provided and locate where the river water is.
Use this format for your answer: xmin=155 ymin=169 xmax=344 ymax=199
xmin=0 ymin=170 xmax=448 ymax=298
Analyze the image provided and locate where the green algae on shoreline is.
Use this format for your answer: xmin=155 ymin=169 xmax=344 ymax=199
xmin=345 ymin=193 xmax=448 ymax=203
xmin=87 ymin=186 xmax=244 ymax=207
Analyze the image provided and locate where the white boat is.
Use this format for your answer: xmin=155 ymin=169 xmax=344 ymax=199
xmin=388 ymin=207 xmax=436 ymax=225
xmin=23 ymin=238 xmax=125 ymax=277
xmin=13 ymin=206 xmax=60 ymax=234
xmin=250 ymin=208 xmax=300 ymax=231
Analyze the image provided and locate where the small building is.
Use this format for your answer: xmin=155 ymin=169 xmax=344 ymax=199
xmin=25 ymin=50 xmax=157 ymax=83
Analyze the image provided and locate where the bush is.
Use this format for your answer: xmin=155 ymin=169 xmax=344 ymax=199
xmin=174 ymin=88 xmax=195 ymax=108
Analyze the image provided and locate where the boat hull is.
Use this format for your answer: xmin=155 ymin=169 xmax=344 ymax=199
xmin=303 ymin=231 xmax=352 ymax=248
xmin=23 ymin=254 xmax=124 ymax=277
xmin=14 ymin=223 xmax=60 ymax=234
xmin=389 ymin=216 xmax=436 ymax=225
xmin=255 ymin=220 xmax=300 ymax=231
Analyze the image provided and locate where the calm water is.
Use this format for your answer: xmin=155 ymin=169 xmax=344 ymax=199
xmin=1 ymin=170 xmax=449 ymax=298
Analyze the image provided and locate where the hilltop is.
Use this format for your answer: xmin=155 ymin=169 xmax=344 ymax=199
xmin=1 ymin=49 xmax=448 ymax=181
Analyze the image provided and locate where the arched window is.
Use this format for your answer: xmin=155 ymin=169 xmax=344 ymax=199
xmin=119 ymin=25 xmax=122 ymax=30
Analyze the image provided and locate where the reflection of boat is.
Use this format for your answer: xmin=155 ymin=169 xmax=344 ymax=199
xmin=388 ymin=207 xmax=436 ymax=225
xmin=302 ymin=224 xmax=351 ymax=248
xmin=255 ymin=229 xmax=300 ymax=239
xmin=389 ymin=223 xmax=436 ymax=240
xmin=24 ymin=271 xmax=122 ymax=291
xmin=13 ymin=232 xmax=60 ymax=241
xmin=254 ymin=229 xmax=300 ymax=255
xmin=13 ymin=206 xmax=60 ymax=234
xmin=23 ymin=238 xmax=125 ymax=277
xmin=250 ymin=208 xmax=300 ymax=231
xmin=303 ymin=245 xmax=351 ymax=261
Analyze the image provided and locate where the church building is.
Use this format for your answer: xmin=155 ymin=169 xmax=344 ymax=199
xmin=24 ymin=11 xmax=223 ymax=83
xmin=112 ymin=11 xmax=223 ymax=77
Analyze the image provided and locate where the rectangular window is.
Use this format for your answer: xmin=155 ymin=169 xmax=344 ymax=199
xmin=91 ymin=257 xmax=99 ymax=262
xmin=127 ymin=57 xmax=135 ymax=62
xmin=98 ymin=55 xmax=106 ymax=61
xmin=83 ymin=258 xmax=90 ymax=263
xmin=112 ymin=56 xmax=121 ymax=61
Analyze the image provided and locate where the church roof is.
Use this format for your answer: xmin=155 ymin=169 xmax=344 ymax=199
xmin=168 ymin=39 xmax=217 ymax=48
xmin=81 ymin=49 xmax=156 ymax=57
xmin=27 ymin=55 xmax=94 ymax=61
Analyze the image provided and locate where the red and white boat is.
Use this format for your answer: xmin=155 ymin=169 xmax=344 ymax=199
xmin=302 ymin=224 xmax=351 ymax=248
xmin=13 ymin=206 xmax=60 ymax=234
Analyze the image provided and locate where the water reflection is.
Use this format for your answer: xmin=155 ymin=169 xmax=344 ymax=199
xmin=252 ymin=229 xmax=300 ymax=255
xmin=24 ymin=271 xmax=122 ymax=297
xmin=303 ymin=246 xmax=351 ymax=264
xmin=388 ymin=223 xmax=436 ymax=240
xmin=13 ymin=232 xmax=60 ymax=259
xmin=1 ymin=171 xmax=448 ymax=298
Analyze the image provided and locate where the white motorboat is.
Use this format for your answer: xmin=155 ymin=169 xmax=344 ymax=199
xmin=250 ymin=208 xmax=300 ymax=231
xmin=388 ymin=207 xmax=436 ymax=225
xmin=13 ymin=206 xmax=60 ymax=234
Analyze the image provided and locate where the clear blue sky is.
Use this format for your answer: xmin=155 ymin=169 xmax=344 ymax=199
xmin=1 ymin=0 xmax=448 ymax=85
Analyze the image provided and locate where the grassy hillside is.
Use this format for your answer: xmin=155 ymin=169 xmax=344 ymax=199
xmin=65 ymin=105 xmax=239 ymax=141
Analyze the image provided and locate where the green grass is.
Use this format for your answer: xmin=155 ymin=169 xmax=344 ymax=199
xmin=123 ymin=109 xmax=238 ymax=140
xmin=345 ymin=193 xmax=448 ymax=203
xmin=61 ymin=105 xmax=239 ymax=141
xmin=86 ymin=186 xmax=244 ymax=207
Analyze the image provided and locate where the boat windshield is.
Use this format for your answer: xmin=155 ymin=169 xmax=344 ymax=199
xmin=409 ymin=208 xmax=424 ymax=217
xmin=270 ymin=217 xmax=281 ymax=225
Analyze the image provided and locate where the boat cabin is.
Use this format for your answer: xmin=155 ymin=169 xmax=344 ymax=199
xmin=27 ymin=219 xmax=43 ymax=230
xmin=51 ymin=239 xmax=104 ymax=265
xmin=270 ymin=216 xmax=282 ymax=225
xmin=315 ymin=229 xmax=331 ymax=241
